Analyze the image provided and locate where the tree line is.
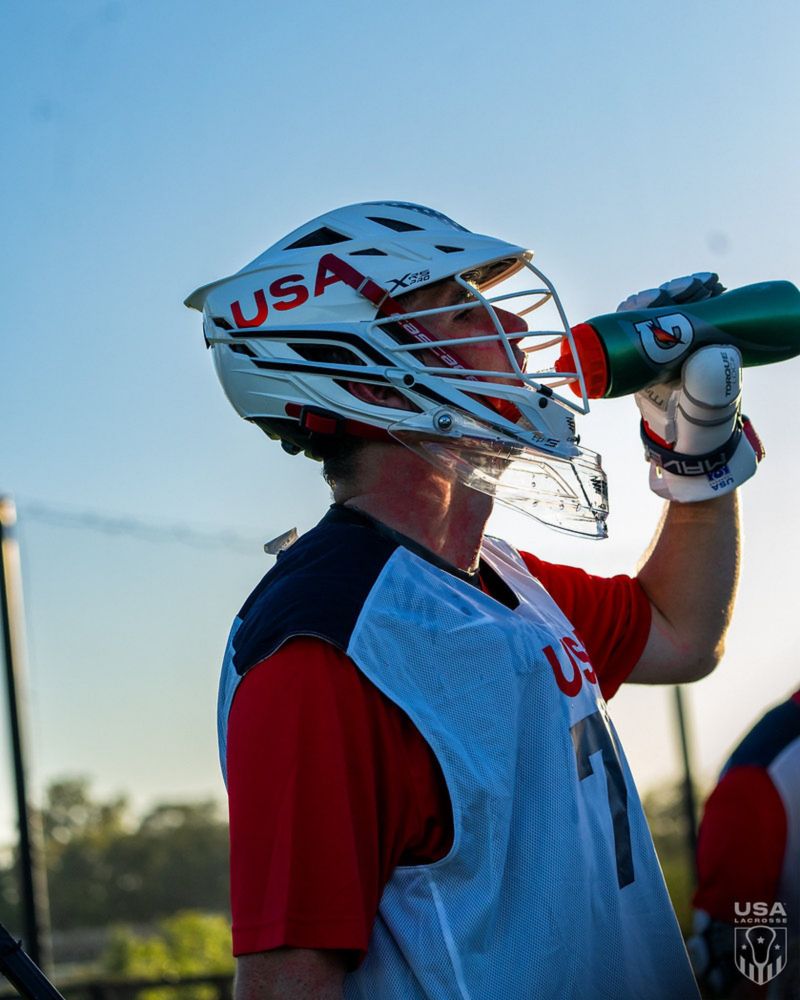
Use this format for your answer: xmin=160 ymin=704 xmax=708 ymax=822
xmin=0 ymin=775 xmax=696 ymax=937
xmin=0 ymin=777 xmax=229 ymax=930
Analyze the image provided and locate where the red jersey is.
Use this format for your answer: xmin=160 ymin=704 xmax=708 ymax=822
xmin=693 ymin=689 xmax=800 ymax=921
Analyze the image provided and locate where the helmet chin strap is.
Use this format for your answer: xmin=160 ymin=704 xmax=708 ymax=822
xmin=318 ymin=252 xmax=525 ymax=428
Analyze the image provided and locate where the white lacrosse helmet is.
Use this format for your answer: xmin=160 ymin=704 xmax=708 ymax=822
xmin=185 ymin=201 xmax=608 ymax=537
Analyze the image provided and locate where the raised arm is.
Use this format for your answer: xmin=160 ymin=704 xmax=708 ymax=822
xmin=614 ymin=275 xmax=763 ymax=686
xmin=632 ymin=493 xmax=739 ymax=683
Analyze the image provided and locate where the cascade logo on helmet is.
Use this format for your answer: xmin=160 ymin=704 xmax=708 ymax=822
xmin=386 ymin=270 xmax=431 ymax=293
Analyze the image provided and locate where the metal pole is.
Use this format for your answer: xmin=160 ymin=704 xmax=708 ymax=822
xmin=673 ymin=685 xmax=699 ymax=872
xmin=0 ymin=497 xmax=52 ymax=971
xmin=0 ymin=922 xmax=65 ymax=1000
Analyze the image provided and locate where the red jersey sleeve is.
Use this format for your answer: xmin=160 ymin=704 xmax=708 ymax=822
xmin=225 ymin=636 xmax=452 ymax=963
xmin=693 ymin=765 xmax=787 ymax=921
xmin=518 ymin=552 xmax=652 ymax=700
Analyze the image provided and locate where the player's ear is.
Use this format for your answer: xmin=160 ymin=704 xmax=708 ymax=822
xmin=344 ymin=381 xmax=414 ymax=411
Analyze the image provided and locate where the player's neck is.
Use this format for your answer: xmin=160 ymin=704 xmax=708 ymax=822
xmin=335 ymin=445 xmax=492 ymax=574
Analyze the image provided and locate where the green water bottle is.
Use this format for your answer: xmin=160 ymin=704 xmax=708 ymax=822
xmin=556 ymin=280 xmax=800 ymax=398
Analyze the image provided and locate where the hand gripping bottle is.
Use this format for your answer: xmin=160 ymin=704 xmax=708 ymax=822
xmin=556 ymin=280 xmax=800 ymax=398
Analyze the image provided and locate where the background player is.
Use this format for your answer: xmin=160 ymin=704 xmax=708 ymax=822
xmin=689 ymin=688 xmax=800 ymax=998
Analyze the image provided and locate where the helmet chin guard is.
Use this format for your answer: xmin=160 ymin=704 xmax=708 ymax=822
xmin=185 ymin=200 xmax=608 ymax=538
xmin=388 ymin=407 xmax=608 ymax=539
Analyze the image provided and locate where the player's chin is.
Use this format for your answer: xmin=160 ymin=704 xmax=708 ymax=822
xmin=490 ymin=351 xmax=526 ymax=382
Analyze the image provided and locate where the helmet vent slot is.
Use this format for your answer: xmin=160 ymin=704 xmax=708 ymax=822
xmin=212 ymin=316 xmax=233 ymax=330
xmin=350 ymin=248 xmax=388 ymax=256
xmin=435 ymin=245 xmax=464 ymax=254
xmin=367 ymin=216 xmax=423 ymax=233
xmin=228 ymin=343 xmax=256 ymax=357
xmin=292 ymin=343 xmax=367 ymax=367
xmin=285 ymin=226 xmax=351 ymax=250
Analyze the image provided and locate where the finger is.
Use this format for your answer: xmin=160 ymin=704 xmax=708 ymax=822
xmin=659 ymin=273 xmax=725 ymax=304
xmin=617 ymin=287 xmax=675 ymax=312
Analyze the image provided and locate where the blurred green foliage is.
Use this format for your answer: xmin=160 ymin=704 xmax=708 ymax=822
xmin=641 ymin=780 xmax=703 ymax=935
xmin=101 ymin=911 xmax=234 ymax=1000
xmin=0 ymin=778 xmax=229 ymax=929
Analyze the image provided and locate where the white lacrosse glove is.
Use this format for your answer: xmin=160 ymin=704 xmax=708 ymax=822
xmin=618 ymin=274 xmax=765 ymax=502
xmin=616 ymin=271 xmax=726 ymax=312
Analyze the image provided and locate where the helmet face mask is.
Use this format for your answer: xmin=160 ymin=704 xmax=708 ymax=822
xmin=186 ymin=201 xmax=608 ymax=538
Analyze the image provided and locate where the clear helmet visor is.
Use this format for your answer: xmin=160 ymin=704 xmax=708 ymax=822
xmin=389 ymin=410 xmax=609 ymax=539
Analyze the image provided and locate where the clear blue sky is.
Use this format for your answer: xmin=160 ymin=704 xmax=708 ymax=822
xmin=1 ymin=0 xmax=798 ymax=840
